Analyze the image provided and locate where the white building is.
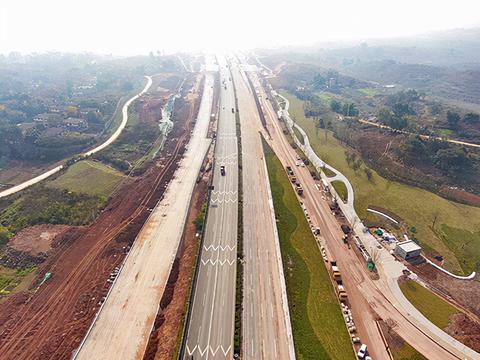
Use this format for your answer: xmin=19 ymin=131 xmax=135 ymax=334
xmin=395 ymin=240 xmax=421 ymax=260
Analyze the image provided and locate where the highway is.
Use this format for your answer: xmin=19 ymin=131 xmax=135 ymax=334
xmin=251 ymin=70 xmax=480 ymax=360
xmin=183 ymin=56 xmax=238 ymax=359
xmin=74 ymin=72 xmax=213 ymax=360
xmin=0 ymin=76 xmax=153 ymax=199
xmin=232 ymin=58 xmax=294 ymax=360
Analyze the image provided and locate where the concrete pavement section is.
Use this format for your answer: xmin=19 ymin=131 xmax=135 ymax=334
xmin=233 ymin=60 xmax=294 ymax=360
xmin=183 ymin=56 xmax=239 ymax=360
xmin=73 ymin=73 xmax=213 ymax=360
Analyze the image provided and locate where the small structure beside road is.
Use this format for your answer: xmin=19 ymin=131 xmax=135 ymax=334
xmin=395 ymin=240 xmax=422 ymax=260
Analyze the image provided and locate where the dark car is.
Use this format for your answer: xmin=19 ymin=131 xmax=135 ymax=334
xmin=220 ymin=165 xmax=226 ymax=176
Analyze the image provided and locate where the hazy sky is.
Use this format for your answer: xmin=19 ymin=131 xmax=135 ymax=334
xmin=1 ymin=0 xmax=479 ymax=54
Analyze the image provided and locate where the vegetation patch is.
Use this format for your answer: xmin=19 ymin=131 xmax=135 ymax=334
xmin=0 ymin=265 xmax=36 ymax=296
xmin=439 ymin=224 xmax=480 ymax=273
xmin=0 ymin=185 xmax=105 ymax=234
xmin=293 ymin=127 xmax=304 ymax=145
xmin=400 ymin=280 xmax=459 ymax=329
xmin=49 ymin=160 xmax=126 ymax=197
xmin=331 ymin=180 xmax=348 ymax=203
xmin=282 ymin=91 xmax=480 ymax=275
xmin=263 ymin=139 xmax=354 ymax=360
xmin=93 ymin=111 xmax=161 ymax=172
xmin=322 ymin=166 xmax=336 ymax=177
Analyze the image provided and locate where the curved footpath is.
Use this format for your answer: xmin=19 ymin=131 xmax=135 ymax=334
xmin=0 ymin=76 xmax=153 ymax=199
xmin=276 ymin=92 xmax=480 ymax=360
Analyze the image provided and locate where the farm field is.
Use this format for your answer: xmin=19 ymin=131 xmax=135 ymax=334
xmin=264 ymin=141 xmax=354 ymax=360
xmin=49 ymin=160 xmax=127 ymax=197
xmin=282 ymin=92 xmax=480 ymax=275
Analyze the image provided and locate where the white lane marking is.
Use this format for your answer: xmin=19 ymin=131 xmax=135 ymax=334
xmin=222 ymin=345 xmax=231 ymax=356
xmin=201 ymin=259 xmax=236 ymax=266
xmin=203 ymin=244 xmax=236 ymax=251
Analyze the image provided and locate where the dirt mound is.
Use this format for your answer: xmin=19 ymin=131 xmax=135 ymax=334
xmin=445 ymin=313 xmax=480 ymax=352
xmin=8 ymin=224 xmax=70 ymax=256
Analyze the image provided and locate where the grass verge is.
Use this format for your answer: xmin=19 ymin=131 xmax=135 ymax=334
xmin=282 ymin=91 xmax=480 ymax=275
xmin=263 ymin=139 xmax=354 ymax=360
xmin=400 ymin=280 xmax=459 ymax=329
xmin=48 ymin=160 xmax=126 ymax=197
xmin=331 ymin=180 xmax=348 ymax=203
xmin=233 ymin=73 xmax=243 ymax=356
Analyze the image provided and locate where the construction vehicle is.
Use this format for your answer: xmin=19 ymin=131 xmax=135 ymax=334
xmin=336 ymin=280 xmax=348 ymax=301
xmin=330 ymin=261 xmax=341 ymax=279
xmin=220 ymin=165 xmax=226 ymax=176
xmin=341 ymin=224 xmax=351 ymax=234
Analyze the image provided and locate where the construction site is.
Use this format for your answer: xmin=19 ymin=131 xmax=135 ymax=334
xmin=0 ymin=70 xmax=209 ymax=360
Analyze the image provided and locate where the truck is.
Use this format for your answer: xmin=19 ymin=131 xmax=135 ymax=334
xmin=336 ymin=280 xmax=348 ymax=301
xmin=330 ymin=261 xmax=341 ymax=279
xmin=341 ymin=224 xmax=351 ymax=235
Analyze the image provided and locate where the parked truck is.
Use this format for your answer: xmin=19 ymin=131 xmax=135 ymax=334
xmin=330 ymin=261 xmax=341 ymax=280
xmin=336 ymin=280 xmax=348 ymax=301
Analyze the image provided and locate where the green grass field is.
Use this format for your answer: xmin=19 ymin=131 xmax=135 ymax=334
xmin=264 ymin=140 xmax=354 ymax=360
xmin=293 ymin=127 xmax=305 ymax=145
xmin=49 ymin=160 xmax=126 ymax=197
xmin=400 ymin=280 xmax=459 ymax=329
xmin=390 ymin=339 xmax=428 ymax=360
xmin=331 ymin=181 xmax=348 ymax=203
xmin=282 ymin=92 xmax=480 ymax=275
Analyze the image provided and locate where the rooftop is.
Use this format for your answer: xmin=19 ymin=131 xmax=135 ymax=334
xmin=396 ymin=240 xmax=421 ymax=253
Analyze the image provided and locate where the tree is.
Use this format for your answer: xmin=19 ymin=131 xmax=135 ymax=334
xmin=86 ymin=111 xmax=102 ymax=125
xmin=122 ymin=81 xmax=134 ymax=92
xmin=364 ymin=167 xmax=373 ymax=181
xmin=433 ymin=147 xmax=472 ymax=178
xmin=352 ymin=159 xmax=363 ymax=172
xmin=446 ymin=110 xmax=460 ymax=128
xmin=312 ymin=73 xmax=326 ymax=90
xmin=342 ymin=103 xmax=358 ymax=116
xmin=463 ymin=112 xmax=479 ymax=124
xmin=330 ymin=99 xmax=342 ymax=113
xmin=378 ymin=108 xmax=407 ymax=130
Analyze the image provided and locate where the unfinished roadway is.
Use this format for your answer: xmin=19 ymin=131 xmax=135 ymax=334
xmin=73 ymin=72 xmax=214 ymax=360
xmin=183 ymin=56 xmax=238 ymax=360
xmin=250 ymin=69 xmax=480 ymax=360
xmin=233 ymin=57 xmax=295 ymax=360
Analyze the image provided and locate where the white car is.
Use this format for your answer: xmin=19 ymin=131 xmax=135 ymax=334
xmin=357 ymin=344 xmax=367 ymax=359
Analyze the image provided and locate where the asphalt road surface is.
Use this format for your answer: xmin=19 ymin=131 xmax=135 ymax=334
xmin=183 ymin=56 xmax=239 ymax=360
xmin=73 ymin=73 xmax=213 ymax=360
xmin=232 ymin=58 xmax=294 ymax=360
